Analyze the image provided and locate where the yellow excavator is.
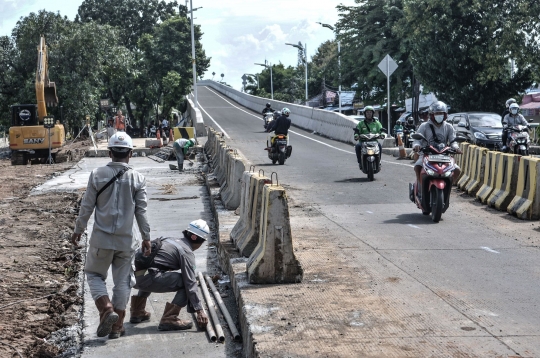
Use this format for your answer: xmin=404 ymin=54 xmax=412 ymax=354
xmin=9 ymin=36 xmax=65 ymax=165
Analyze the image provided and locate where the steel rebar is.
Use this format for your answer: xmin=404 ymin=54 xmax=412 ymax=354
xmin=204 ymin=274 xmax=241 ymax=341
xmin=198 ymin=272 xmax=225 ymax=342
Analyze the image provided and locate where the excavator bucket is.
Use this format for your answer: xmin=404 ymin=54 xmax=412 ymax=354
xmin=44 ymin=81 xmax=58 ymax=107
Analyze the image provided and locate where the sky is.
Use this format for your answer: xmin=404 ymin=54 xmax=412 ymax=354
xmin=0 ymin=0 xmax=358 ymax=90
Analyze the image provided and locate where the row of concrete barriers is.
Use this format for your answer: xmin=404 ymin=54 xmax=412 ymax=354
xmin=204 ymin=127 xmax=304 ymax=284
xmin=455 ymin=143 xmax=540 ymax=220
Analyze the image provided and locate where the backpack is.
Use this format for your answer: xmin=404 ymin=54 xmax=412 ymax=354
xmin=134 ymin=237 xmax=163 ymax=271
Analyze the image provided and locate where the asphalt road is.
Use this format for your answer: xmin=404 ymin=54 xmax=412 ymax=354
xmin=197 ymin=85 xmax=540 ymax=356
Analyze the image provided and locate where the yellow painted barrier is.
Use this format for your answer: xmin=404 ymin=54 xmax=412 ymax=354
xmin=487 ymin=154 xmax=519 ymax=211
xmin=507 ymin=156 xmax=540 ymax=220
xmin=173 ymin=127 xmax=195 ymax=140
xmin=464 ymin=147 xmax=488 ymax=195
xmin=476 ymin=151 xmax=500 ymax=204
xmin=454 ymin=142 xmax=469 ymax=182
xmin=457 ymin=144 xmax=477 ymax=189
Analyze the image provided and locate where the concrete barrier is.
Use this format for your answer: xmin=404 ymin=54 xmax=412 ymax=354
xmin=217 ymin=146 xmax=230 ymax=186
xmin=464 ymin=147 xmax=488 ymax=195
xmin=454 ymin=142 xmax=468 ymax=170
xmin=247 ymin=182 xmax=303 ymax=284
xmin=487 ymin=154 xmax=520 ymax=211
xmin=198 ymin=80 xmax=358 ymax=144
xmin=186 ymin=97 xmax=205 ymax=136
xmin=221 ymin=150 xmax=247 ymax=210
xmin=205 ymin=127 xmax=216 ymax=155
xmin=476 ymin=151 xmax=500 ymax=204
xmin=236 ymin=172 xmax=271 ymax=257
xmin=507 ymin=157 xmax=540 ymax=220
xmin=173 ymin=127 xmax=195 ymax=140
xmin=457 ymin=144 xmax=477 ymax=189
xmin=230 ymin=169 xmax=256 ymax=245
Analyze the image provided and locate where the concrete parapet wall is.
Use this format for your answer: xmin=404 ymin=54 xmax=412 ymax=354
xmin=198 ymin=80 xmax=358 ymax=144
xmin=247 ymin=184 xmax=303 ymax=284
xmin=187 ymin=97 xmax=205 ymax=136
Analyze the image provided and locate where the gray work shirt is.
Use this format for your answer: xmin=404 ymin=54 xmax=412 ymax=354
xmin=153 ymin=237 xmax=203 ymax=311
xmin=502 ymin=113 xmax=528 ymax=127
xmin=413 ymin=119 xmax=459 ymax=150
xmin=75 ymin=162 xmax=151 ymax=251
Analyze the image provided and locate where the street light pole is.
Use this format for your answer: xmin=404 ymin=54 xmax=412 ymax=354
xmin=255 ymin=63 xmax=273 ymax=99
xmin=317 ymin=22 xmax=341 ymax=113
xmin=285 ymin=42 xmax=308 ymax=102
xmin=190 ymin=0 xmax=198 ymax=108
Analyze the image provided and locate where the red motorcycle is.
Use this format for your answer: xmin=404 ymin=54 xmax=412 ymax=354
xmin=408 ymin=133 xmax=465 ymax=222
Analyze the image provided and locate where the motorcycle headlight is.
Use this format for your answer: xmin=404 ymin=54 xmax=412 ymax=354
xmin=426 ymin=169 xmax=435 ymax=176
xmin=367 ymin=149 xmax=375 ymax=155
xmin=444 ymin=171 xmax=452 ymax=177
xmin=474 ymin=132 xmax=487 ymax=140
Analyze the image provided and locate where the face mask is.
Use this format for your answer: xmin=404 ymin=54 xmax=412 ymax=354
xmin=434 ymin=115 xmax=445 ymax=123
xmin=510 ymin=109 xmax=518 ymax=115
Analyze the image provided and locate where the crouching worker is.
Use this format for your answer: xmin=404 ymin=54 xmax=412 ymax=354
xmin=130 ymin=220 xmax=210 ymax=330
xmin=172 ymin=138 xmax=196 ymax=171
xmin=71 ymin=132 xmax=152 ymax=339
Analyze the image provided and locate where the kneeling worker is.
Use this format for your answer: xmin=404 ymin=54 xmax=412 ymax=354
xmin=130 ymin=220 xmax=210 ymax=330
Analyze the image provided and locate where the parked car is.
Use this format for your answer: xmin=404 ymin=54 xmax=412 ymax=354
xmin=448 ymin=112 xmax=503 ymax=149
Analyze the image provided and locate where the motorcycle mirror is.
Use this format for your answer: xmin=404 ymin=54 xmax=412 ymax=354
xmin=455 ymin=135 xmax=467 ymax=143
xmin=381 ymin=128 xmax=388 ymax=133
xmin=411 ymin=133 xmax=426 ymax=141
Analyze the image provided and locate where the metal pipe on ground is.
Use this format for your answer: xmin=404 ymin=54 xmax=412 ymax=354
xmin=198 ymin=272 xmax=225 ymax=342
xmin=204 ymin=274 xmax=241 ymax=341
xmin=196 ymin=286 xmax=217 ymax=342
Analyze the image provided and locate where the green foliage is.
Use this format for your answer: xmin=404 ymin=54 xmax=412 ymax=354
xmin=247 ymin=63 xmax=305 ymax=104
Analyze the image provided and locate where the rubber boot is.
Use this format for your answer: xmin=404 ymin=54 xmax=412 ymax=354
xmin=95 ymin=296 xmax=118 ymax=338
xmin=178 ymin=163 xmax=184 ymax=172
xmin=130 ymin=296 xmax=151 ymax=324
xmin=158 ymin=302 xmax=193 ymax=331
xmin=108 ymin=309 xmax=126 ymax=339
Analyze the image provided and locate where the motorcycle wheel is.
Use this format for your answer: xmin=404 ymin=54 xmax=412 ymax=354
xmin=431 ymin=187 xmax=444 ymax=223
xmin=367 ymin=161 xmax=374 ymax=181
xmin=278 ymin=152 xmax=286 ymax=165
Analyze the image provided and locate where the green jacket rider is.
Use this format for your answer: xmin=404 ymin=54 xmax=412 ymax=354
xmin=354 ymin=105 xmax=385 ymax=169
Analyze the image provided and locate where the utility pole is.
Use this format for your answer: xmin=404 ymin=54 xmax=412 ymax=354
xmin=190 ymin=0 xmax=198 ymax=108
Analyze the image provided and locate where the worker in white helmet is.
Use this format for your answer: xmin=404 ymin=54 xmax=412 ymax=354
xmin=130 ymin=219 xmax=210 ymax=331
xmin=172 ymin=138 xmax=196 ymax=171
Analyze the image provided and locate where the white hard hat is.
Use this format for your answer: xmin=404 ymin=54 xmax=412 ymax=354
xmin=189 ymin=138 xmax=197 ymax=145
xmin=108 ymin=132 xmax=133 ymax=151
xmin=186 ymin=219 xmax=210 ymax=240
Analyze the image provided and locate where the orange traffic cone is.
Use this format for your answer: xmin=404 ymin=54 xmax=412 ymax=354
xmin=156 ymin=127 xmax=162 ymax=147
xmin=397 ymin=133 xmax=407 ymax=159
xmin=169 ymin=128 xmax=174 ymax=142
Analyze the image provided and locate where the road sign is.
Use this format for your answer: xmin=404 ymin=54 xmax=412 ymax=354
xmin=378 ymin=54 xmax=398 ymax=77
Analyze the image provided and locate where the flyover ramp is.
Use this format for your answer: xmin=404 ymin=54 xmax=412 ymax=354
xmin=197 ymin=85 xmax=540 ymax=357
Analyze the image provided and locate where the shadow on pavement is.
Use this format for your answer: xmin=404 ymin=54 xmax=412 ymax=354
xmin=382 ymin=212 xmax=442 ymax=225
xmin=334 ymin=177 xmax=376 ymax=183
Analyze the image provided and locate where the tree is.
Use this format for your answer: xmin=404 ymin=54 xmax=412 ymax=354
xmin=401 ymin=0 xmax=540 ymax=112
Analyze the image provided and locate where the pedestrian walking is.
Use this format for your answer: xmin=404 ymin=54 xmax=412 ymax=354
xmin=172 ymin=138 xmax=196 ymax=171
xmin=114 ymin=110 xmax=126 ymax=132
xmin=130 ymin=219 xmax=210 ymax=330
xmin=71 ymin=132 xmax=152 ymax=339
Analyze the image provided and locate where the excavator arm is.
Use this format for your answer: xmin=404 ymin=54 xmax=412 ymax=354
xmin=35 ymin=36 xmax=58 ymax=122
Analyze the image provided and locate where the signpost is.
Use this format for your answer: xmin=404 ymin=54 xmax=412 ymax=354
xmin=378 ymin=54 xmax=398 ymax=133
xmin=241 ymin=74 xmax=247 ymax=92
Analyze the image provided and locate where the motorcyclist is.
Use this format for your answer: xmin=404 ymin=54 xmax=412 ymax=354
xmin=262 ymin=102 xmax=275 ymax=115
xmin=354 ymin=105 xmax=385 ymax=169
xmin=266 ymin=107 xmax=291 ymax=146
xmin=393 ymin=119 xmax=404 ymax=147
xmin=413 ymin=101 xmax=462 ymax=198
xmin=501 ymin=102 xmax=529 ymax=152
xmin=501 ymin=98 xmax=517 ymax=124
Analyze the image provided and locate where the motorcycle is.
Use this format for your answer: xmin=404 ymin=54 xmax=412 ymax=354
xmin=408 ymin=133 xmax=465 ymax=222
xmin=263 ymin=112 xmax=274 ymax=130
xmin=355 ymin=130 xmax=386 ymax=181
xmin=403 ymin=128 xmax=416 ymax=148
xmin=505 ymin=125 xmax=531 ymax=155
xmin=265 ymin=134 xmax=292 ymax=165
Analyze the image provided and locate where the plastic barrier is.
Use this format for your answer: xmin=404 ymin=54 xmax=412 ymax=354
xmin=221 ymin=150 xmax=246 ymax=210
xmin=464 ymin=147 xmax=488 ymax=195
xmin=476 ymin=151 xmax=500 ymax=204
xmin=487 ymin=154 xmax=520 ymax=211
xmin=236 ymin=172 xmax=271 ymax=257
xmin=457 ymin=144 xmax=477 ymax=189
xmin=173 ymin=127 xmax=195 ymax=141
xmin=247 ymin=182 xmax=303 ymax=284
xmin=507 ymin=157 xmax=540 ymax=220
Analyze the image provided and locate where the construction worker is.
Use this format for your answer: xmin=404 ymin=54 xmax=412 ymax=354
xmin=130 ymin=220 xmax=210 ymax=330
xmin=114 ymin=110 xmax=126 ymax=132
xmin=172 ymin=137 xmax=196 ymax=171
xmin=71 ymin=132 xmax=152 ymax=339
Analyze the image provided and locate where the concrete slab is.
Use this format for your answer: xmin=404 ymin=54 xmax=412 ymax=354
xmin=36 ymin=154 xmax=242 ymax=357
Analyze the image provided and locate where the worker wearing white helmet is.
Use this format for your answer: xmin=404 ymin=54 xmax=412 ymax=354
xmin=172 ymin=137 xmax=197 ymax=171
xmin=72 ymin=132 xmax=152 ymax=339
xmin=130 ymin=219 xmax=210 ymax=331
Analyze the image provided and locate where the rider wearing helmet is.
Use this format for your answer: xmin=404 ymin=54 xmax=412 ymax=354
xmin=393 ymin=119 xmax=404 ymax=147
xmin=354 ymin=106 xmax=385 ymax=169
xmin=501 ymin=102 xmax=529 ymax=152
xmin=501 ymin=98 xmax=517 ymax=122
xmin=262 ymin=102 xmax=275 ymax=115
xmin=266 ymin=107 xmax=292 ymax=146
xmin=412 ymin=101 xmax=462 ymax=198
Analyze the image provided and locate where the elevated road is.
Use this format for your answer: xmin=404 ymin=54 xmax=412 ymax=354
xmin=198 ymin=85 xmax=540 ymax=356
